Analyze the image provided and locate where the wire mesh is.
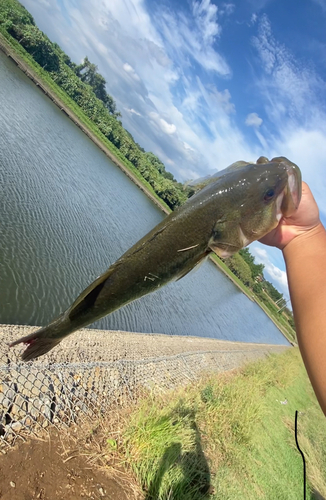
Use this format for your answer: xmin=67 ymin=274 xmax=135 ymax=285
xmin=0 ymin=325 xmax=289 ymax=448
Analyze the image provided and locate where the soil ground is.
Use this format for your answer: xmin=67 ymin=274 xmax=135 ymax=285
xmin=0 ymin=429 xmax=139 ymax=500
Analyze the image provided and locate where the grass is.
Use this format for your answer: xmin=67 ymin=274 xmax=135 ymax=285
xmin=254 ymin=293 xmax=296 ymax=344
xmin=210 ymin=253 xmax=296 ymax=344
xmin=99 ymin=348 xmax=326 ymax=499
xmin=210 ymin=254 xmax=255 ymax=299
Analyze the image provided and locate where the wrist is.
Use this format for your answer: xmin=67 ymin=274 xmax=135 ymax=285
xmin=283 ymin=222 xmax=326 ymax=259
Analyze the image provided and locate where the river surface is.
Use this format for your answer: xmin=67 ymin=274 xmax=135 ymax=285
xmin=0 ymin=51 xmax=289 ymax=345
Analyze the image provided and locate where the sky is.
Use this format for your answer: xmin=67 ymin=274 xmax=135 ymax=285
xmin=20 ymin=0 xmax=326 ymax=300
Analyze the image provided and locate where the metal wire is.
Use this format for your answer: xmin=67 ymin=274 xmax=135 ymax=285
xmin=0 ymin=325 xmax=288 ymax=448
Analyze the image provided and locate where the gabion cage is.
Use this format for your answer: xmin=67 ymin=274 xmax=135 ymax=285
xmin=0 ymin=325 xmax=288 ymax=448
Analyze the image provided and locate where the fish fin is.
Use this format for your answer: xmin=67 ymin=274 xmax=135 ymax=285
xmin=186 ymin=161 xmax=250 ymax=193
xmin=10 ymin=329 xmax=62 ymax=361
xmin=176 ymin=251 xmax=210 ymax=281
xmin=68 ymin=273 xmax=109 ymax=321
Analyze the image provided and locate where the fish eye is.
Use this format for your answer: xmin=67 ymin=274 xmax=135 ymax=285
xmin=264 ymin=188 xmax=275 ymax=201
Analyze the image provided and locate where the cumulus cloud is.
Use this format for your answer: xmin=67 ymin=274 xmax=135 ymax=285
xmin=251 ymin=14 xmax=326 ymax=222
xmin=245 ymin=112 xmax=263 ymax=128
xmin=149 ymin=112 xmax=176 ymax=135
xmin=159 ymin=119 xmax=176 ymax=135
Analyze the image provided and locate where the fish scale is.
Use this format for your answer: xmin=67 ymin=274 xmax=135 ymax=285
xmin=10 ymin=156 xmax=301 ymax=361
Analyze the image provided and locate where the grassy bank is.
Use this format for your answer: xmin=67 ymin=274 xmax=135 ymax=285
xmin=96 ymin=348 xmax=325 ymax=499
xmin=210 ymin=254 xmax=255 ymax=300
xmin=211 ymin=254 xmax=296 ymax=344
xmin=0 ymin=30 xmax=171 ymax=214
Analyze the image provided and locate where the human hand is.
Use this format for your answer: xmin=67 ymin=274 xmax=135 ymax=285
xmin=259 ymin=182 xmax=321 ymax=250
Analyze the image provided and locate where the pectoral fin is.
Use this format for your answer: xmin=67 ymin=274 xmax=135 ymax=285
xmin=175 ymin=250 xmax=211 ymax=281
xmin=68 ymin=271 xmax=110 ymax=320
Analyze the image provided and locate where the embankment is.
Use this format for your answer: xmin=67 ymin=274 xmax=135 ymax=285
xmin=0 ymin=324 xmax=288 ymax=447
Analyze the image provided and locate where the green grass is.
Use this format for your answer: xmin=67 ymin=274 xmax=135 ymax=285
xmin=105 ymin=349 xmax=326 ymax=499
xmin=210 ymin=254 xmax=255 ymax=299
xmin=254 ymin=294 xmax=296 ymax=344
xmin=210 ymin=253 xmax=296 ymax=344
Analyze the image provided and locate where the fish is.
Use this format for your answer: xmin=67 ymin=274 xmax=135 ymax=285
xmin=10 ymin=156 xmax=302 ymax=361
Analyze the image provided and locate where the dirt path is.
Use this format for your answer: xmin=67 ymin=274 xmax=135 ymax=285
xmin=0 ymin=430 xmax=140 ymax=500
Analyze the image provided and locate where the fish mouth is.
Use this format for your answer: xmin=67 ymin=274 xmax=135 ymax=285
xmin=280 ymin=162 xmax=302 ymax=217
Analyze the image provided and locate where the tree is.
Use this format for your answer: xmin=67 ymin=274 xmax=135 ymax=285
xmin=0 ymin=0 xmax=35 ymax=32
xmin=75 ymin=57 xmax=121 ymax=117
xmin=18 ymin=25 xmax=59 ymax=71
xmin=239 ymin=248 xmax=265 ymax=280
xmin=262 ymin=280 xmax=283 ymax=303
xmin=224 ymin=253 xmax=254 ymax=287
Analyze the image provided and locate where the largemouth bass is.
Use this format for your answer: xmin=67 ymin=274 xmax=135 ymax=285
xmin=10 ymin=156 xmax=301 ymax=361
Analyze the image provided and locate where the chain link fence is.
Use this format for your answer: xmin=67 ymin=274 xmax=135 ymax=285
xmin=0 ymin=324 xmax=289 ymax=449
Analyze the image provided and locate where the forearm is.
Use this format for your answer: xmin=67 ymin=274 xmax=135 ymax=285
xmin=283 ymin=223 xmax=326 ymax=415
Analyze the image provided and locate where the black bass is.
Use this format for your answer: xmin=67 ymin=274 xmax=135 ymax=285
xmin=10 ymin=156 xmax=301 ymax=361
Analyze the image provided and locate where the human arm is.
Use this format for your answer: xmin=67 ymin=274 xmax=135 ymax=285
xmin=260 ymin=182 xmax=326 ymax=416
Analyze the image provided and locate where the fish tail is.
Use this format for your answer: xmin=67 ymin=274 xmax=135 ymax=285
xmin=9 ymin=314 xmax=71 ymax=361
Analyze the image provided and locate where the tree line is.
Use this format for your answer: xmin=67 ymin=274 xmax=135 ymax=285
xmin=0 ymin=0 xmax=194 ymax=209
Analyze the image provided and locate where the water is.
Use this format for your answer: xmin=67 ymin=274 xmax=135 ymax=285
xmin=0 ymin=51 xmax=289 ymax=345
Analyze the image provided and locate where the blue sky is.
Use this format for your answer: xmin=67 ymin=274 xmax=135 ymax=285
xmin=20 ymin=0 xmax=326 ymax=299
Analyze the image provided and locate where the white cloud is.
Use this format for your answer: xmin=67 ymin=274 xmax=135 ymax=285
xmin=156 ymin=3 xmax=231 ymax=76
xmin=250 ymin=14 xmax=326 ymax=224
xmin=125 ymin=108 xmax=142 ymax=117
xmin=220 ymin=3 xmax=235 ymax=16
xmin=159 ymin=119 xmax=176 ymax=135
xmin=192 ymin=0 xmax=220 ymax=43
xmin=252 ymin=15 xmax=325 ymax=122
xmin=148 ymin=112 xmax=176 ymax=135
xmin=123 ymin=63 xmax=141 ymax=81
xmin=250 ymin=13 xmax=258 ymax=24
xmin=245 ymin=112 xmax=263 ymax=128
xmin=183 ymin=142 xmax=195 ymax=152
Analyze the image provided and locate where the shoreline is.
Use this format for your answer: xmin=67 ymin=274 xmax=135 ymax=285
xmin=0 ymin=34 xmax=293 ymax=345
xmin=0 ymin=324 xmax=290 ymax=449
xmin=0 ymin=33 xmax=170 ymax=216
xmin=0 ymin=324 xmax=291 ymax=369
